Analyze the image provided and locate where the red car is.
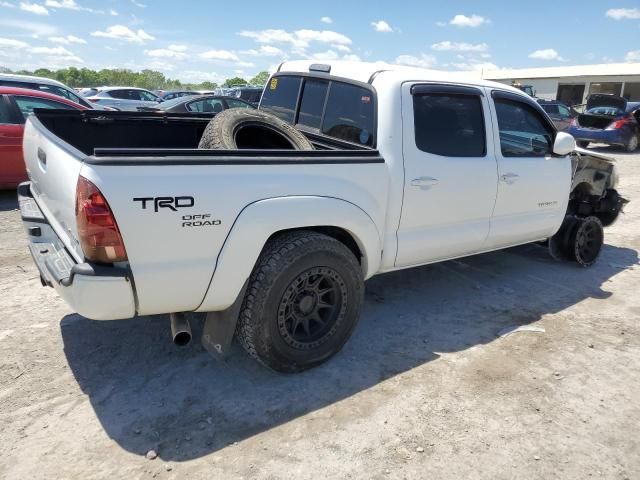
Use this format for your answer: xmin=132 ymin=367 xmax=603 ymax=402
xmin=0 ymin=87 xmax=86 ymax=189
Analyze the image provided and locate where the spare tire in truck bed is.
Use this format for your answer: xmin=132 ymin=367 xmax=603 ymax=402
xmin=198 ymin=109 xmax=314 ymax=150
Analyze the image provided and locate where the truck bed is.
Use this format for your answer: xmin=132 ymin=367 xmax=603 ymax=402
xmin=23 ymin=110 xmax=389 ymax=318
xmin=35 ymin=110 xmax=370 ymax=155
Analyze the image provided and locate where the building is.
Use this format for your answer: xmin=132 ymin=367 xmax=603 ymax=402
xmin=483 ymin=63 xmax=640 ymax=106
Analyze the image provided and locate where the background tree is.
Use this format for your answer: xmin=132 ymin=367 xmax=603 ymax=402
xmin=2 ymin=66 xmax=232 ymax=92
xmin=250 ymin=71 xmax=270 ymax=86
xmin=222 ymin=76 xmax=247 ymax=87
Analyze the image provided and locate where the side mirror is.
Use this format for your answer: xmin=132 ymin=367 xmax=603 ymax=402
xmin=553 ymin=132 xmax=576 ymax=156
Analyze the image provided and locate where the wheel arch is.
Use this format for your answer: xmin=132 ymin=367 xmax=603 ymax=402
xmin=196 ymin=196 xmax=382 ymax=312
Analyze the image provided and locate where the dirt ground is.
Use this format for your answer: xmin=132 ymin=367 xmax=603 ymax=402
xmin=0 ymin=147 xmax=639 ymax=480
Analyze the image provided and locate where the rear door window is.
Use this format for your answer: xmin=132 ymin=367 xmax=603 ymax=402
xmin=413 ymin=93 xmax=486 ymax=157
xmin=260 ymin=76 xmax=301 ymax=123
xmin=494 ymin=98 xmax=553 ymax=157
xmin=108 ymin=89 xmax=129 ymax=99
xmin=321 ymin=82 xmax=374 ymax=146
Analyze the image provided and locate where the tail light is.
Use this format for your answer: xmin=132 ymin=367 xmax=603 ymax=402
xmin=606 ymin=116 xmax=633 ymax=130
xmin=75 ymin=176 xmax=128 ymax=264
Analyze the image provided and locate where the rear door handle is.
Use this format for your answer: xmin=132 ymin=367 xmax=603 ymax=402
xmin=411 ymin=176 xmax=440 ymax=190
xmin=500 ymin=172 xmax=519 ymax=184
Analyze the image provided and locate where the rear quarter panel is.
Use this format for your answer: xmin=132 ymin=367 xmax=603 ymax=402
xmin=81 ymin=160 xmax=389 ymax=315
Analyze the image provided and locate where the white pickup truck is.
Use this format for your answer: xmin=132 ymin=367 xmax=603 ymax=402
xmin=18 ymin=61 xmax=625 ymax=372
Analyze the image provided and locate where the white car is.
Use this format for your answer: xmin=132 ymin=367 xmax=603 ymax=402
xmin=84 ymin=86 xmax=163 ymax=111
xmin=18 ymin=61 xmax=624 ymax=372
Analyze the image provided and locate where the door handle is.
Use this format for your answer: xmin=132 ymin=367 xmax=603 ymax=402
xmin=500 ymin=172 xmax=519 ymax=184
xmin=411 ymin=176 xmax=440 ymax=190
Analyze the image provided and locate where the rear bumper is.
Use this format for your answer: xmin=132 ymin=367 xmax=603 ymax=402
xmin=568 ymin=127 xmax=629 ymax=146
xmin=18 ymin=182 xmax=136 ymax=320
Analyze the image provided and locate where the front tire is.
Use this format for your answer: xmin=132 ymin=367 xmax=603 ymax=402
xmin=236 ymin=231 xmax=364 ymax=373
xmin=568 ymin=216 xmax=604 ymax=267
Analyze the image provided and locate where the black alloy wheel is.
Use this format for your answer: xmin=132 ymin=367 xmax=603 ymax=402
xmin=570 ymin=216 xmax=604 ymax=267
xmin=277 ymin=267 xmax=347 ymax=350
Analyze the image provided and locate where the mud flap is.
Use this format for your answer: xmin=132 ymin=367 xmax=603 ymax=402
xmin=201 ymin=281 xmax=248 ymax=360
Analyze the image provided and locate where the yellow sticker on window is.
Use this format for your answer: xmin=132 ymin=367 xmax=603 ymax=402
xmin=270 ymin=78 xmax=278 ymax=90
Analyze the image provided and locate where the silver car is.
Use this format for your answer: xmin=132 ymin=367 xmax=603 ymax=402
xmin=86 ymin=87 xmax=163 ymax=111
xmin=0 ymin=73 xmax=112 ymax=110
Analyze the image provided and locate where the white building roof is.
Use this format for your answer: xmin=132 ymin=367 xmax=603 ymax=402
xmin=483 ymin=63 xmax=640 ymax=80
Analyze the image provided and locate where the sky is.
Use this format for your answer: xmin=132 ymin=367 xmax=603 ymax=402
xmin=0 ymin=0 xmax=639 ymax=83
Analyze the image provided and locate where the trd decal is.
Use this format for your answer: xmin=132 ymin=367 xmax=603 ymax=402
xmin=133 ymin=196 xmax=195 ymax=212
xmin=182 ymin=214 xmax=221 ymax=228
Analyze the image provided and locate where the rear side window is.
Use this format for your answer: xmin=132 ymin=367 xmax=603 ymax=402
xmin=494 ymin=98 xmax=553 ymax=157
xmin=187 ymin=98 xmax=224 ymax=113
xmin=321 ymin=82 xmax=374 ymax=146
xmin=413 ymin=93 xmax=486 ymax=157
xmin=297 ymin=79 xmax=328 ymax=129
xmin=260 ymin=76 xmax=301 ymax=123
xmin=14 ymin=96 xmax=75 ymax=121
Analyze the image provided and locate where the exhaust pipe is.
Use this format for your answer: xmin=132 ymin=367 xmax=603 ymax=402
xmin=170 ymin=312 xmax=192 ymax=346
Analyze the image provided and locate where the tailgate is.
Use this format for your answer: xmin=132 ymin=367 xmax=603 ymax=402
xmin=22 ymin=115 xmax=85 ymax=262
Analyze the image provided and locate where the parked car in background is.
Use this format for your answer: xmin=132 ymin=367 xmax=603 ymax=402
xmin=0 ymin=86 xmax=86 ymax=189
xmin=538 ymin=100 xmax=578 ymax=131
xmin=159 ymin=90 xmax=199 ymax=101
xmin=138 ymin=95 xmax=255 ymax=114
xmin=77 ymin=87 xmax=99 ymax=97
xmin=0 ymin=73 xmax=111 ymax=110
xmin=228 ymin=86 xmax=263 ymax=106
xmin=568 ymin=94 xmax=640 ymax=151
xmin=85 ymin=87 xmax=163 ymax=111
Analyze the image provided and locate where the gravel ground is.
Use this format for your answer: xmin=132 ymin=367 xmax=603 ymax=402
xmin=0 ymin=147 xmax=639 ymax=480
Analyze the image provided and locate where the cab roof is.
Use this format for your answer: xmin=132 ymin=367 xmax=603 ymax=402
xmin=277 ymin=60 xmax=522 ymax=94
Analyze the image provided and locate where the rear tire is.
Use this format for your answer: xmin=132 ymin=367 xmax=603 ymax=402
xmin=236 ymin=231 xmax=364 ymax=373
xmin=577 ymin=141 xmax=589 ymax=148
xmin=198 ymin=109 xmax=313 ymax=150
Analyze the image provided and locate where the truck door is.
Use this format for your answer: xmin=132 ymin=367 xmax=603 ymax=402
xmin=485 ymin=90 xmax=571 ymax=248
xmin=396 ymin=83 xmax=498 ymax=267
